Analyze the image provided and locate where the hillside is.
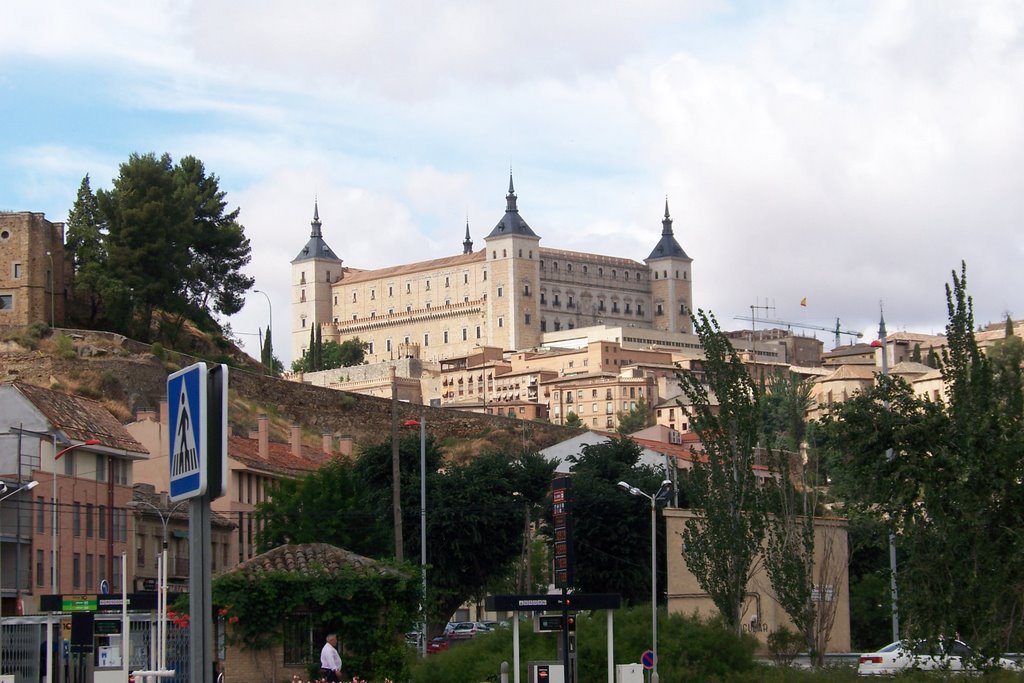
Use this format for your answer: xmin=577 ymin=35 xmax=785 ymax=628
xmin=0 ymin=327 xmax=576 ymax=455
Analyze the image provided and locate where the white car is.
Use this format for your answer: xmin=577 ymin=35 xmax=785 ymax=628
xmin=858 ymin=639 xmax=1019 ymax=675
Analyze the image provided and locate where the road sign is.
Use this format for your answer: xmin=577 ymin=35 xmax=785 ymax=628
xmin=487 ymin=593 xmax=621 ymax=612
xmin=168 ymin=363 xmax=208 ymax=501
xmin=641 ymin=649 xmax=656 ymax=670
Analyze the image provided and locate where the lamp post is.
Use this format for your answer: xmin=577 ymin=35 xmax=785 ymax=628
xmin=875 ymin=311 xmax=900 ymax=642
xmin=0 ymin=479 xmax=39 ymax=672
xmin=53 ymin=439 xmax=100 ymax=594
xmin=403 ymin=417 xmax=427 ymax=657
xmin=618 ymin=479 xmax=673 ymax=683
xmin=127 ymin=499 xmax=188 ymax=671
xmin=45 ymin=251 xmax=54 ymax=328
xmin=253 ymin=289 xmax=273 ymax=374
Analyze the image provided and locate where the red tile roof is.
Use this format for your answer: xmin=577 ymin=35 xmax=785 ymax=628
xmin=227 ymin=435 xmax=332 ymax=478
xmin=11 ymin=382 xmax=147 ymax=455
xmin=227 ymin=543 xmax=406 ymax=578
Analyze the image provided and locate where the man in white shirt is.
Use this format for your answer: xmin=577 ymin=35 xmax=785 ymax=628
xmin=319 ymin=633 xmax=342 ymax=682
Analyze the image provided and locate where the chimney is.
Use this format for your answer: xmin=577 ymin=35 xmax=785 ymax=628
xmin=159 ymin=399 xmax=168 ymax=429
xmin=322 ymin=433 xmax=333 ymax=456
xmin=338 ymin=435 xmax=353 ymax=456
xmin=258 ymin=413 xmax=269 ymax=459
xmin=291 ymin=423 xmax=302 ymax=458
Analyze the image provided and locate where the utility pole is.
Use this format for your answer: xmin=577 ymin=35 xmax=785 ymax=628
xmin=390 ymin=366 xmax=403 ymax=560
xmin=878 ymin=307 xmax=900 ymax=642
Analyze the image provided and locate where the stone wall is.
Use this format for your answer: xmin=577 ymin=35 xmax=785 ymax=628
xmin=0 ymin=212 xmax=66 ymax=328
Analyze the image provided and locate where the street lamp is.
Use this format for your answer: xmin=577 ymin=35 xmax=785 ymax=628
xmin=253 ymin=289 xmax=273 ymax=374
xmin=126 ymin=498 xmax=188 ymax=672
xmin=403 ymin=418 xmax=427 ymax=657
xmin=53 ymin=439 xmax=101 ymax=594
xmin=618 ymin=479 xmax=673 ymax=683
xmin=0 ymin=479 xmax=38 ymax=672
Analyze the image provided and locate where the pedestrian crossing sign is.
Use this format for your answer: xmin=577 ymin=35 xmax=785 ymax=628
xmin=168 ymin=362 xmax=208 ymax=501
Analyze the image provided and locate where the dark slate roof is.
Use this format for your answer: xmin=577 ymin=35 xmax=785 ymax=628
xmin=485 ymin=174 xmax=539 ymax=239
xmin=11 ymin=382 xmax=148 ymax=455
xmin=227 ymin=543 xmax=407 ymax=578
xmin=292 ymin=202 xmax=342 ymax=263
xmin=646 ymin=200 xmax=690 ymax=261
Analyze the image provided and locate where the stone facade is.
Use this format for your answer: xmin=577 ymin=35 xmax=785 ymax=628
xmin=291 ymin=177 xmax=695 ymax=365
xmin=664 ymin=508 xmax=851 ymax=653
xmin=0 ymin=212 xmax=66 ymax=328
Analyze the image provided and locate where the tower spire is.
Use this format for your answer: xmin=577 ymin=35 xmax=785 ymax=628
xmin=311 ymin=199 xmax=322 ymax=238
xmin=506 ymin=169 xmax=518 ymax=213
xmin=463 ymin=217 xmax=474 ymax=254
xmin=662 ymin=197 xmax=673 ymax=236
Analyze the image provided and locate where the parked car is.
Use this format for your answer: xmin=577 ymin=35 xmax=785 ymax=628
xmin=426 ymin=636 xmax=449 ymax=654
xmin=858 ymin=639 xmax=1020 ymax=675
xmin=475 ymin=621 xmax=495 ymax=632
xmin=448 ymin=621 xmax=479 ymax=639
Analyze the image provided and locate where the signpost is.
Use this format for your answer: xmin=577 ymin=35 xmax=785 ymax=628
xmin=161 ymin=362 xmax=227 ymax=683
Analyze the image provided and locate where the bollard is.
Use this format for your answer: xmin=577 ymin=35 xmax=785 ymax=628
xmin=501 ymin=661 xmax=509 ymax=683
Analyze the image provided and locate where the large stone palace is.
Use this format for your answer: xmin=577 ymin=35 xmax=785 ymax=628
xmin=291 ymin=175 xmax=695 ymax=364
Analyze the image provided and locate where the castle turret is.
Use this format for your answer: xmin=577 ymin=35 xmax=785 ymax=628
xmin=290 ymin=201 xmax=343 ymax=362
xmin=644 ymin=199 xmax=693 ymax=334
xmin=483 ymin=173 xmax=542 ymax=350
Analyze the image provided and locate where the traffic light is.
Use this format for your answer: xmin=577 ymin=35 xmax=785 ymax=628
xmin=566 ymin=614 xmax=576 ymax=631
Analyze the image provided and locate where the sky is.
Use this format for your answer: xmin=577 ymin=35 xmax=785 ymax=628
xmin=3 ymin=0 xmax=1023 ymax=365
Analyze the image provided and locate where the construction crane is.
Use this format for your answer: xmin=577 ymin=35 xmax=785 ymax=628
xmin=734 ymin=315 xmax=864 ymax=348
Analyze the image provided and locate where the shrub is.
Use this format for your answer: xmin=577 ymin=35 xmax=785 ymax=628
xmin=150 ymin=342 xmax=167 ymax=360
xmin=54 ymin=334 xmax=77 ymax=359
xmin=767 ymin=626 xmax=804 ymax=666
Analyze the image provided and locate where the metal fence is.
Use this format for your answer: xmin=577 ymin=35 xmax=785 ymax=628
xmin=0 ymin=615 xmax=190 ymax=683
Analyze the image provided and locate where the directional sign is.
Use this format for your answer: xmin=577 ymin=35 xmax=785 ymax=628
xmin=168 ymin=363 xmax=208 ymax=501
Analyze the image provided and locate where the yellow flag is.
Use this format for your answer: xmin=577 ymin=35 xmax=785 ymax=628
xmin=800 ymin=297 xmax=807 ymax=307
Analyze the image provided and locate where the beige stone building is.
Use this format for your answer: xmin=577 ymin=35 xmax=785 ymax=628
xmin=128 ymin=409 xmax=335 ymax=567
xmin=665 ymin=508 xmax=851 ymax=653
xmin=0 ymin=212 xmax=67 ymax=328
xmin=291 ymin=177 xmax=695 ymax=365
xmin=0 ymin=382 xmax=148 ymax=612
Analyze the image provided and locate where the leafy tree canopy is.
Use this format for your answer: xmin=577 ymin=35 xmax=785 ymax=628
xmin=615 ymin=398 xmax=652 ymax=435
xmin=822 ymin=264 xmax=1024 ymax=655
xmin=257 ymin=435 xmax=555 ymax=637
xmin=677 ymin=309 xmax=769 ymax=634
xmin=564 ymin=437 xmax=671 ymax=603
xmin=67 ymin=153 xmax=253 ymax=342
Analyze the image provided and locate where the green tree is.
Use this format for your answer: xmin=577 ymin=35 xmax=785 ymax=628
xmin=255 ymin=457 xmax=390 ymax=557
xmin=174 ymin=155 xmax=254 ymax=318
xmin=258 ymin=327 xmax=282 ymax=376
xmin=677 ymin=310 xmax=768 ymax=634
xmin=615 ymin=398 xmax=651 ymax=434
xmin=823 ymin=264 xmax=1024 ymax=655
xmin=564 ymin=438 xmax=671 ymax=603
xmin=564 ymin=411 xmax=582 ymax=428
xmin=86 ymin=152 xmax=253 ymax=341
xmin=322 ymin=338 xmax=368 ymax=369
xmin=64 ymin=175 xmax=109 ymax=326
xmin=349 ymin=437 xmax=553 ymax=636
